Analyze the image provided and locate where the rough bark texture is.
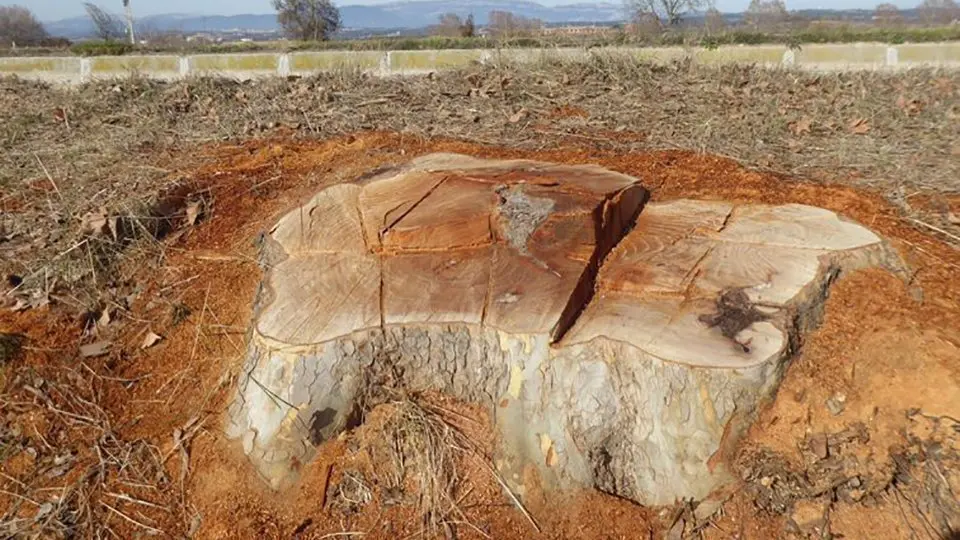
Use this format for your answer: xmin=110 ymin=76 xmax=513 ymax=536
xmin=225 ymin=154 xmax=899 ymax=505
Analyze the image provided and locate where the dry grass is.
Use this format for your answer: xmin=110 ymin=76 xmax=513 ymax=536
xmin=362 ymin=396 xmax=478 ymax=537
xmin=347 ymin=354 xmax=533 ymax=539
xmin=1 ymin=57 xmax=957 ymax=306
xmin=0 ymin=363 xmax=186 ymax=538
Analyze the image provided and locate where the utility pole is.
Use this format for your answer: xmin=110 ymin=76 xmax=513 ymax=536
xmin=123 ymin=0 xmax=135 ymax=44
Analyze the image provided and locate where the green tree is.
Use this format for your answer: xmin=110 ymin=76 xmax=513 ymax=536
xmin=462 ymin=14 xmax=476 ymax=37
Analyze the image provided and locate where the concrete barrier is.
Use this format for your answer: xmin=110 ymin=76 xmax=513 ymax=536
xmin=795 ymin=43 xmax=888 ymax=70
xmin=389 ymin=49 xmax=485 ymax=72
xmin=695 ymin=45 xmax=788 ymax=66
xmin=898 ymin=42 xmax=960 ymax=67
xmin=0 ymin=57 xmax=82 ymax=82
xmin=2 ymin=43 xmax=958 ymax=84
xmin=89 ymin=55 xmax=181 ymax=79
xmin=290 ymin=51 xmax=384 ymax=74
xmin=189 ymin=53 xmax=279 ymax=78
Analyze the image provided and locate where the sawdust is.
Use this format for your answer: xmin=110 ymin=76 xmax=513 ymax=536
xmin=2 ymin=132 xmax=959 ymax=538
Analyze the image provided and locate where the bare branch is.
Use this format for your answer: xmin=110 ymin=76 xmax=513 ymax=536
xmin=83 ymin=3 xmax=125 ymax=41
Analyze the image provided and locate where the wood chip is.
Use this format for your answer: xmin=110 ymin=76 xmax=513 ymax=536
xmin=848 ymin=118 xmax=870 ymax=135
xmin=98 ymin=309 xmax=111 ymax=328
xmin=142 ymin=331 xmax=163 ymax=349
xmin=80 ymin=341 xmax=111 ymax=358
xmin=809 ymin=433 xmax=829 ymax=460
xmin=186 ymin=201 xmax=203 ymax=226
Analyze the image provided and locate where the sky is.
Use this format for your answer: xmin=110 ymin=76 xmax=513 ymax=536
xmin=7 ymin=0 xmax=923 ymax=22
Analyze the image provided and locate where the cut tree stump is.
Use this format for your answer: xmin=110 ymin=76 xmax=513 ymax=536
xmin=226 ymin=154 xmax=900 ymax=505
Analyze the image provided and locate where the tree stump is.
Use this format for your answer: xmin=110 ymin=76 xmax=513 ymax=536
xmin=226 ymin=154 xmax=898 ymax=505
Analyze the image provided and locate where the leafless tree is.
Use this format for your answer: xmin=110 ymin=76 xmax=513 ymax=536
xmin=435 ymin=13 xmax=461 ymax=36
xmin=873 ymin=3 xmax=903 ymax=26
xmin=0 ymin=5 xmax=48 ymax=47
xmin=744 ymin=0 xmax=789 ymax=29
xmin=488 ymin=10 xmax=542 ymax=38
xmin=917 ymin=0 xmax=960 ymax=24
xmin=84 ymin=3 xmax=125 ymax=41
xmin=704 ymin=7 xmax=726 ymax=32
xmin=624 ymin=0 xmax=706 ymax=26
xmin=625 ymin=12 xmax=663 ymax=37
xmin=433 ymin=13 xmax=475 ymax=37
xmin=272 ymin=0 xmax=341 ymax=41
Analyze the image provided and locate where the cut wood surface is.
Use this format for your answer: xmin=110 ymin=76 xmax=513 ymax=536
xmin=227 ymin=153 xmax=898 ymax=505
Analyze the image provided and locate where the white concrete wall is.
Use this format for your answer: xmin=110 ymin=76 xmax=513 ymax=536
xmin=1 ymin=43 xmax=958 ymax=83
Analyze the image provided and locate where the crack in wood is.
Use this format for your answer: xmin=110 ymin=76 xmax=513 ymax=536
xmin=377 ymin=175 xmax=449 ymax=246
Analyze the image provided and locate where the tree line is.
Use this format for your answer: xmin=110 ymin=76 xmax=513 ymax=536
xmin=625 ymin=0 xmax=959 ymax=32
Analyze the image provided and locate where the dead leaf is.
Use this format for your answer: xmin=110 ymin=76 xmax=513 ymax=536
xmin=895 ymin=95 xmax=923 ymax=116
xmin=29 ymin=292 xmax=50 ymax=309
xmin=185 ymin=200 xmax=203 ymax=227
xmin=107 ymin=216 xmax=119 ymax=241
xmin=142 ymin=331 xmax=163 ymax=349
xmin=932 ymin=77 xmax=953 ymax=95
xmin=80 ymin=341 xmax=111 ymax=358
xmin=848 ymin=118 xmax=870 ymax=135
xmin=97 ymin=309 xmax=111 ymax=328
xmin=508 ymin=108 xmax=527 ymax=124
xmin=187 ymin=513 xmax=203 ymax=538
xmin=80 ymin=209 xmax=108 ymax=236
xmin=35 ymin=502 xmax=53 ymax=519
xmin=791 ymin=116 xmax=812 ymax=136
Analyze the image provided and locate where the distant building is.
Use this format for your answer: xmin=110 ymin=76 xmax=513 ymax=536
xmin=540 ymin=25 xmax=614 ymax=36
xmin=186 ymin=33 xmax=216 ymax=43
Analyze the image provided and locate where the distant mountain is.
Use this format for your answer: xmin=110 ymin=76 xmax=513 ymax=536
xmin=341 ymin=1 xmax=624 ymax=28
xmin=42 ymin=1 xmax=912 ymax=40
xmin=43 ymin=0 xmax=626 ymax=38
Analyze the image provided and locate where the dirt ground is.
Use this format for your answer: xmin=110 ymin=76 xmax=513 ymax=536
xmin=1 ymin=132 xmax=958 ymax=539
xmin=1 ymin=60 xmax=959 ymax=539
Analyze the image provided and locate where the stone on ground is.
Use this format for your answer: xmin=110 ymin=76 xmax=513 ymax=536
xmin=226 ymin=153 xmax=896 ymax=505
